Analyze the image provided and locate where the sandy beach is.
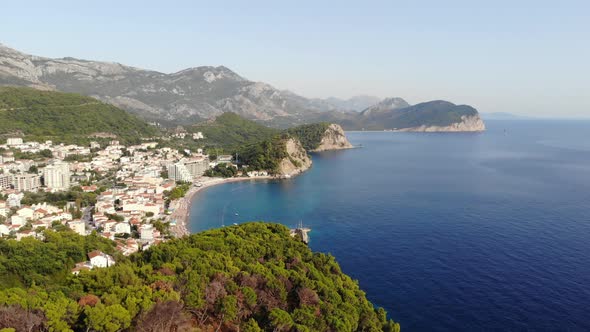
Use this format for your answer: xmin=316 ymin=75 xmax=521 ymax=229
xmin=169 ymin=176 xmax=275 ymax=237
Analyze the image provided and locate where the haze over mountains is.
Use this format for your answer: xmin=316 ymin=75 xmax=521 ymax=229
xmin=0 ymin=43 xmax=485 ymax=131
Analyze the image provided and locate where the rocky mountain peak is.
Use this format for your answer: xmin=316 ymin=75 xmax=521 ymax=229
xmin=361 ymin=97 xmax=410 ymax=116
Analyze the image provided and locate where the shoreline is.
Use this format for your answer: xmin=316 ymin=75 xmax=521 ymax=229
xmin=168 ymin=146 xmax=356 ymax=237
xmin=169 ymin=175 xmax=275 ymax=237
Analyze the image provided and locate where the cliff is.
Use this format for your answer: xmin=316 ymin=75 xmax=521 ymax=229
xmin=287 ymin=122 xmax=353 ymax=151
xmin=394 ymin=114 xmax=486 ymax=132
xmin=311 ymin=123 xmax=354 ymax=151
xmin=278 ymin=138 xmax=312 ymax=177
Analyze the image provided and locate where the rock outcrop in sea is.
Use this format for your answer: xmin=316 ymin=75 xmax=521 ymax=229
xmin=311 ymin=124 xmax=354 ymax=151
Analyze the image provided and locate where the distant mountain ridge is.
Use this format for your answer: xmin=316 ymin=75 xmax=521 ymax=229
xmin=0 ymin=43 xmax=327 ymax=125
xmin=323 ymin=95 xmax=382 ymax=112
xmin=0 ymin=43 xmax=485 ymax=131
xmin=360 ymin=97 xmax=411 ymax=117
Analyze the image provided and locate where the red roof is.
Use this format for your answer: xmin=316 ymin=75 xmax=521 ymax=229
xmin=87 ymin=250 xmax=103 ymax=259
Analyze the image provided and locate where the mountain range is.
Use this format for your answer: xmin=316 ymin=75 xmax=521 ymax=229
xmin=0 ymin=43 xmax=485 ymax=131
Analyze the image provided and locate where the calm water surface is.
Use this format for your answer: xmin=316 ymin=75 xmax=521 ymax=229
xmin=189 ymin=120 xmax=590 ymax=331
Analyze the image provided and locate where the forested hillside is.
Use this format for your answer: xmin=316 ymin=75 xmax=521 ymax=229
xmin=0 ymin=223 xmax=400 ymax=331
xmin=190 ymin=112 xmax=279 ymax=150
xmin=192 ymin=113 xmax=333 ymax=153
xmin=0 ymin=87 xmax=159 ymax=144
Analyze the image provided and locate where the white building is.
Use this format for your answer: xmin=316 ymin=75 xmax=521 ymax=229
xmin=7 ymin=193 xmax=23 ymax=208
xmin=88 ymin=250 xmax=116 ymax=268
xmin=0 ymin=201 xmax=8 ymax=218
xmin=0 ymin=224 xmax=9 ymax=236
xmin=140 ymin=224 xmax=154 ymax=241
xmin=10 ymin=215 xmax=26 ymax=227
xmin=16 ymin=230 xmax=36 ymax=241
xmin=1 ymin=152 xmax=15 ymax=163
xmin=0 ymin=174 xmax=11 ymax=189
xmin=168 ymin=162 xmax=192 ymax=182
xmin=43 ymin=161 xmax=71 ymax=191
xmin=16 ymin=207 xmax=34 ymax=220
xmin=217 ymin=155 xmax=233 ymax=164
xmin=114 ymin=222 xmax=131 ymax=234
xmin=6 ymin=138 xmax=23 ymax=146
xmin=12 ymin=174 xmax=41 ymax=192
xmin=68 ymin=220 xmax=86 ymax=236
xmin=184 ymin=157 xmax=210 ymax=178
xmin=247 ymin=170 xmax=269 ymax=177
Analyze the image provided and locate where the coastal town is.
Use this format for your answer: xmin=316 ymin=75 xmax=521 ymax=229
xmin=0 ymin=133 xmax=275 ymax=267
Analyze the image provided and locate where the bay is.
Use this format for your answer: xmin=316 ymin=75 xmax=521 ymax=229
xmin=189 ymin=120 xmax=590 ymax=331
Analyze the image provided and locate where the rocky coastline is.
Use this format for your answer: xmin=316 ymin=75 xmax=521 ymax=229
xmin=393 ymin=115 xmax=486 ymax=132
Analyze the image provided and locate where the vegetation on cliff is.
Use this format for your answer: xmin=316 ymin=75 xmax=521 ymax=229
xmin=0 ymin=223 xmax=399 ymax=331
xmin=191 ymin=114 xmax=337 ymax=175
xmin=0 ymin=87 xmax=159 ymax=144
xmin=287 ymin=123 xmax=330 ymax=151
xmin=238 ymin=135 xmax=290 ymax=173
xmin=193 ymin=113 xmax=339 ymax=154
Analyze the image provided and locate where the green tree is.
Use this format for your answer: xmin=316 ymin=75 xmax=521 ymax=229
xmin=269 ymin=308 xmax=293 ymax=332
xmin=84 ymin=303 xmax=131 ymax=332
xmin=242 ymin=319 xmax=262 ymax=332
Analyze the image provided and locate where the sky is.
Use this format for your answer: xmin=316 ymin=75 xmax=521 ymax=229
xmin=1 ymin=0 xmax=589 ymax=117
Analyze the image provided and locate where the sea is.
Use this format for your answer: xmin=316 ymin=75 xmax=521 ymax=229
xmin=188 ymin=120 xmax=590 ymax=331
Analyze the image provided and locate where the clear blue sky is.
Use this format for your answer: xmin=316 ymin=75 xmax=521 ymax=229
xmin=2 ymin=0 xmax=589 ymax=117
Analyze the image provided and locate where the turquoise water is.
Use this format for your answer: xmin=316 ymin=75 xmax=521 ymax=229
xmin=189 ymin=120 xmax=590 ymax=331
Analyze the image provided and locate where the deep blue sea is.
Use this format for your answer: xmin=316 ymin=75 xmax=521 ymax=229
xmin=189 ymin=120 xmax=590 ymax=331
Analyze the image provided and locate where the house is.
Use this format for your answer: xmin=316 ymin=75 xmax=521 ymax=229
xmin=0 ymin=224 xmax=10 ymax=236
xmin=247 ymin=170 xmax=269 ymax=177
xmin=216 ymin=155 xmax=233 ymax=164
xmin=71 ymin=262 xmax=92 ymax=275
xmin=140 ymin=224 xmax=154 ymax=241
xmin=104 ymin=220 xmax=118 ymax=232
xmin=88 ymin=250 xmax=116 ymax=268
xmin=10 ymin=215 xmax=26 ymax=227
xmin=101 ymin=232 xmax=115 ymax=241
xmin=81 ymin=185 xmax=98 ymax=192
xmin=33 ymin=208 xmax=48 ymax=220
xmin=114 ymin=222 xmax=131 ymax=235
xmin=16 ymin=207 xmax=34 ymax=220
xmin=7 ymin=193 xmax=23 ymax=208
xmin=0 ymin=201 xmax=8 ymax=218
xmin=32 ymin=220 xmax=50 ymax=230
xmin=16 ymin=230 xmax=36 ymax=241
xmin=67 ymin=220 xmax=86 ymax=236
